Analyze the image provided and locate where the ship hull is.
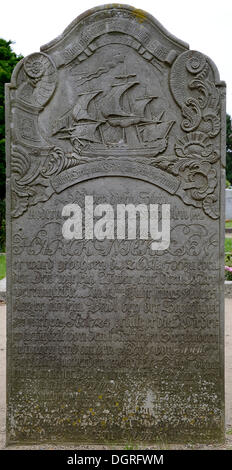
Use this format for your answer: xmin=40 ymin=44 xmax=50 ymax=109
xmin=80 ymin=138 xmax=167 ymax=158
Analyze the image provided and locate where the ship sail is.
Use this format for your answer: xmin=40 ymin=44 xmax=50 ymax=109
xmin=140 ymin=121 xmax=175 ymax=142
xmin=132 ymin=97 xmax=153 ymax=117
xmin=52 ymin=113 xmax=70 ymax=135
xmin=51 ymin=71 xmax=175 ymax=158
xmin=72 ymin=90 xmax=102 ymax=122
xmin=71 ymin=122 xmax=102 ymax=143
xmin=100 ymin=81 xmax=139 ymax=119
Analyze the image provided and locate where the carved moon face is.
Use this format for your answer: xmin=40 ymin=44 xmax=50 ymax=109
xmin=186 ymin=52 xmax=206 ymax=74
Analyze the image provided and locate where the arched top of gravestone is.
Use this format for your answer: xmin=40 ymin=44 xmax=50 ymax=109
xmin=40 ymin=4 xmax=189 ymax=67
xmin=9 ymin=4 xmax=224 ymax=91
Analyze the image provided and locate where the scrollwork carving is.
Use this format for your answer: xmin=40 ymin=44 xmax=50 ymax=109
xmin=11 ymin=148 xmax=33 ymax=217
xmin=188 ymin=79 xmax=209 ymax=108
xmin=41 ymin=147 xmax=65 ymax=177
xmin=11 ymin=146 xmax=61 ymax=217
xmin=178 ymin=160 xmax=217 ymax=201
xmin=169 ymin=49 xmax=222 ymax=219
xmin=202 ymin=112 xmax=220 ymax=138
xmin=202 ymin=194 xmax=219 ymax=219
xmin=181 ymin=98 xmax=202 ymax=132
xmin=155 ymin=154 xmax=218 ymax=217
xmin=170 ymin=50 xmax=221 ymax=137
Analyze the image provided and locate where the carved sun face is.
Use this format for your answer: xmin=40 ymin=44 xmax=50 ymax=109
xmin=24 ymin=55 xmax=45 ymax=79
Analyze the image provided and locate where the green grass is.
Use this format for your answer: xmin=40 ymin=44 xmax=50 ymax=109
xmin=226 ymin=220 xmax=232 ymax=229
xmin=0 ymin=255 xmax=6 ymax=280
xmin=225 ymin=238 xmax=232 ymax=253
xmin=225 ymin=238 xmax=232 ymax=280
xmin=124 ymin=443 xmax=139 ymax=450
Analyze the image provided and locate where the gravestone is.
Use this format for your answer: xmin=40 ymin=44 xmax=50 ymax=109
xmin=6 ymin=5 xmax=225 ymax=444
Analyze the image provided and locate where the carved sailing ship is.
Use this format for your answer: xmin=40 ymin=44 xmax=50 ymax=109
xmin=52 ymin=73 xmax=175 ymax=157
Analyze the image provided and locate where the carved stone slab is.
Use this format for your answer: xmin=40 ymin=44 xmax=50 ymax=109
xmin=6 ymin=5 xmax=226 ymax=444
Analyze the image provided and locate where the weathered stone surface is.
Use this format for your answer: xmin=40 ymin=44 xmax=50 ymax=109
xmin=6 ymin=5 xmax=225 ymax=444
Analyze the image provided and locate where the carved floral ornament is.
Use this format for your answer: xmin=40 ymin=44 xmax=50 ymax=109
xmin=9 ymin=18 xmax=223 ymax=220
